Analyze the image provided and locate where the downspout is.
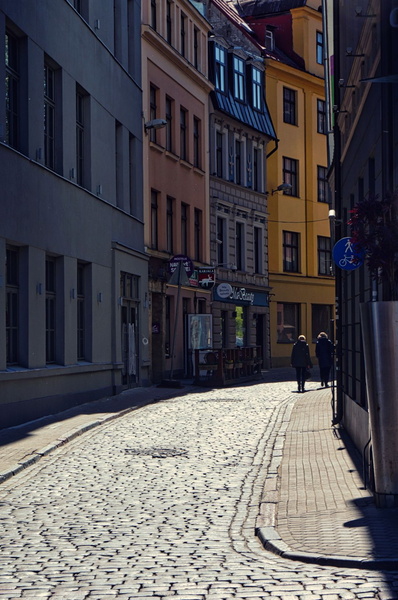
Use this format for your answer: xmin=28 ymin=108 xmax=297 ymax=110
xmin=266 ymin=138 xmax=279 ymax=159
xmin=332 ymin=0 xmax=344 ymax=425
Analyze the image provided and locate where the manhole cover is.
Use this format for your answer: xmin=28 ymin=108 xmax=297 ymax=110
xmin=125 ymin=448 xmax=188 ymax=458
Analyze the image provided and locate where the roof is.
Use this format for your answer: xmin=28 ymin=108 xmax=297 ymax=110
xmin=231 ymin=0 xmax=307 ymax=17
xmin=211 ymin=90 xmax=277 ymax=139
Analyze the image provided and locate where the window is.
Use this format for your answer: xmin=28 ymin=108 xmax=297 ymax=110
xmin=76 ymin=88 xmax=86 ymax=186
xmin=151 ymin=190 xmax=158 ymax=250
xmin=215 ymin=45 xmax=226 ymax=92
xmin=317 ymin=99 xmax=326 ymax=134
xmin=165 ymin=96 xmax=173 ymax=152
xmin=318 ymin=236 xmax=332 ymax=276
xmin=253 ymin=147 xmax=262 ymax=192
xmin=265 ymin=29 xmax=274 ymax=51
xmin=194 ymin=208 xmax=202 ymax=261
xmin=312 ymin=304 xmax=333 ymax=342
xmin=149 ymin=85 xmax=158 ymax=143
xmin=277 ymin=303 xmax=299 ymax=343
xmin=233 ymin=56 xmax=245 ymax=101
xmin=166 ymin=0 xmax=172 ymax=44
xmin=6 ymin=246 xmax=19 ymax=365
xmin=45 ymin=257 xmax=56 ymax=363
xmin=317 ymin=166 xmax=328 ymax=203
xmin=283 ymin=87 xmax=297 ymax=125
xmin=217 ymin=216 xmax=227 ymax=265
xmin=166 ymin=196 xmax=174 ymax=254
xmin=5 ymin=30 xmax=19 ymax=150
xmin=236 ymin=221 xmax=244 ymax=270
xmin=216 ymin=131 xmax=223 ymax=178
xmin=180 ymin=108 xmax=187 ymax=161
xmin=316 ymin=31 xmax=324 ymax=65
xmin=254 ymin=226 xmax=263 ymax=274
xmin=252 ymin=67 xmax=262 ymax=110
xmin=194 ymin=27 xmax=200 ymax=70
xmin=151 ymin=0 xmax=157 ymax=30
xmin=165 ymin=296 xmax=171 ymax=357
xmin=181 ymin=203 xmax=188 ymax=255
xmin=180 ymin=12 xmax=186 ymax=57
xmin=283 ymin=231 xmax=299 ymax=272
xmin=193 ymin=117 xmax=201 ymax=168
xmin=283 ymin=157 xmax=299 ymax=196
xmin=235 ymin=140 xmax=242 ymax=185
xmin=44 ymin=63 xmax=56 ymax=169
xmin=77 ymin=263 xmax=85 ymax=361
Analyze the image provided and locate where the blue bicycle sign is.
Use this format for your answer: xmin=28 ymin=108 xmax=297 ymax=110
xmin=332 ymin=237 xmax=364 ymax=271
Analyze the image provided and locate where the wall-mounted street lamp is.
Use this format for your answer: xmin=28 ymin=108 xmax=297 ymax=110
xmin=355 ymin=6 xmax=376 ymax=17
xmin=144 ymin=118 xmax=167 ymax=134
xmin=214 ymin=262 xmax=238 ymax=271
xmin=346 ymin=47 xmax=365 ymax=57
xmin=271 ymin=182 xmax=292 ymax=195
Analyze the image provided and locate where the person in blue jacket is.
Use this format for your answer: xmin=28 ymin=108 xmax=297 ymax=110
xmin=315 ymin=332 xmax=334 ymax=387
xmin=291 ymin=334 xmax=312 ymax=393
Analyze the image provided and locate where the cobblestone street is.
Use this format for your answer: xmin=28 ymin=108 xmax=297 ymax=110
xmin=1 ymin=380 xmax=398 ymax=599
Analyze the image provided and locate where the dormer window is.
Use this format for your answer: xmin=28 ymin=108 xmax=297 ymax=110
xmin=215 ymin=44 xmax=226 ymax=92
xmin=265 ymin=29 xmax=274 ymax=51
xmin=252 ymin=66 xmax=262 ymax=110
xmin=233 ymin=56 xmax=245 ymax=101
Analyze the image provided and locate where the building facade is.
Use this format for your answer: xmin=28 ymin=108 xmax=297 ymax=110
xmin=325 ymin=0 xmax=398 ymax=461
xmin=235 ymin=0 xmax=334 ymax=367
xmin=142 ymin=0 xmax=213 ymax=382
xmin=207 ymin=0 xmax=277 ymax=368
xmin=0 ymin=0 xmax=148 ymax=427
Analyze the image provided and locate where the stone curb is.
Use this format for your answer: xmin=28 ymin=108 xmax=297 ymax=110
xmin=256 ymin=527 xmax=398 ymax=571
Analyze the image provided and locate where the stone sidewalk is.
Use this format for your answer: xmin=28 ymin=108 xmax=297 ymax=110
xmin=1 ymin=371 xmax=398 ymax=571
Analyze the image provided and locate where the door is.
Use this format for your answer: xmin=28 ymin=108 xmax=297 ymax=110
xmin=121 ymin=302 xmax=138 ymax=388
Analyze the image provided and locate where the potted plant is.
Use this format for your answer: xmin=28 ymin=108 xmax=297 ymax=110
xmin=348 ymin=191 xmax=398 ymax=507
xmin=348 ymin=191 xmax=398 ymax=299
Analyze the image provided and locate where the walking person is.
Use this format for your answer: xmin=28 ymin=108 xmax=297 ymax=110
xmin=315 ymin=332 xmax=334 ymax=387
xmin=291 ymin=334 xmax=312 ymax=393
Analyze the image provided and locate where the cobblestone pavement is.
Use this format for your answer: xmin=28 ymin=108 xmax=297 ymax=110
xmin=1 ymin=379 xmax=398 ymax=599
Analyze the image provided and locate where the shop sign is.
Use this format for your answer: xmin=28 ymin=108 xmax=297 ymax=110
xmin=198 ymin=268 xmax=215 ymax=289
xmin=168 ymin=254 xmax=194 ymax=277
xmin=213 ymin=284 xmax=269 ymax=307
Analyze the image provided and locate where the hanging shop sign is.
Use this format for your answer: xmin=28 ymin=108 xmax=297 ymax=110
xmin=168 ymin=254 xmax=194 ymax=277
xmin=332 ymin=237 xmax=364 ymax=271
xmin=198 ymin=267 xmax=215 ymax=289
xmin=213 ymin=284 xmax=269 ymax=307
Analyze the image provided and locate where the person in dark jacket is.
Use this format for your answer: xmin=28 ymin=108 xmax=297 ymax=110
xmin=291 ymin=334 xmax=312 ymax=393
xmin=315 ymin=332 xmax=334 ymax=387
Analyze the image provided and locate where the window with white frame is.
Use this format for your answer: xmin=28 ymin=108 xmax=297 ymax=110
xmin=252 ymin=144 xmax=263 ymax=192
xmin=215 ymin=44 xmax=226 ymax=92
xmin=235 ymin=221 xmax=245 ymax=270
xmin=216 ymin=130 xmax=224 ymax=178
xmin=317 ymin=165 xmax=328 ymax=203
xmin=216 ymin=215 xmax=227 ymax=265
xmin=252 ymin=67 xmax=262 ymax=110
xmin=254 ymin=226 xmax=263 ymax=274
xmin=233 ymin=56 xmax=245 ymax=101
xmin=235 ymin=139 xmax=242 ymax=185
xmin=316 ymin=31 xmax=324 ymax=65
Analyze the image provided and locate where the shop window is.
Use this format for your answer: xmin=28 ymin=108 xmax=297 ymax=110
xmin=277 ymin=303 xmax=299 ymax=343
xmin=312 ymin=304 xmax=333 ymax=342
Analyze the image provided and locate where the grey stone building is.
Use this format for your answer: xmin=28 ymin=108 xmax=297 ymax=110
xmin=0 ymin=0 xmax=149 ymax=427
xmin=207 ymin=0 xmax=277 ymax=367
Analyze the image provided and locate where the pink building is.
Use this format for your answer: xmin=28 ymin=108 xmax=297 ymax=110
xmin=142 ymin=1 xmax=213 ymax=382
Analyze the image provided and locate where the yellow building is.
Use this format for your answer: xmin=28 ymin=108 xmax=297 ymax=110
xmin=238 ymin=0 xmax=334 ymax=366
